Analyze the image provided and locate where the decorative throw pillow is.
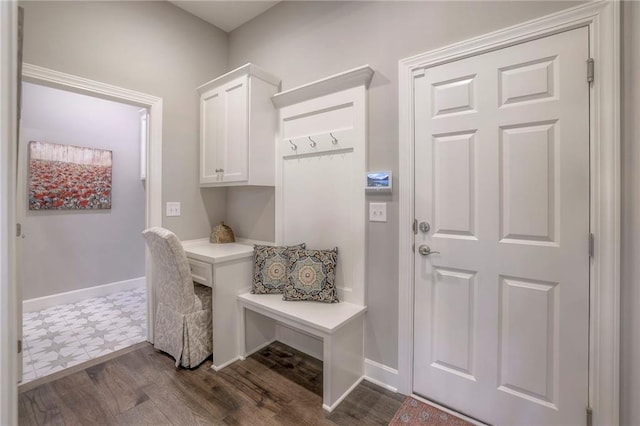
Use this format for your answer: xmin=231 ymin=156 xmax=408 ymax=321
xmin=283 ymin=247 xmax=339 ymax=303
xmin=252 ymin=244 xmax=305 ymax=294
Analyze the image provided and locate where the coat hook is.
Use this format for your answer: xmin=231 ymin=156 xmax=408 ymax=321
xmin=330 ymin=132 xmax=338 ymax=145
xmin=308 ymin=136 xmax=317 ymax=148
xmin=289 ymin=139 xmax=297 ymax=151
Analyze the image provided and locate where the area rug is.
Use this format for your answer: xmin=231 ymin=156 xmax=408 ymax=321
xmin=389 ymin=396 xmax=473 ymax=425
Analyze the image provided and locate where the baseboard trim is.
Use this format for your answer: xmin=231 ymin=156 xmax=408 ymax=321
xmin=323 ymin=375 xmax=365 ymax=413
xmin=364 ymin=358 xmax=399 ymax=393
xmin=211 ymin=355 xmax=241 ymax=372
xmin=23 ymin=277 xmax=146 ymax=313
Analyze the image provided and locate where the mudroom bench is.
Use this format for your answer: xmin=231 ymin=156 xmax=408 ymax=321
xmin=237 ymin=292 xmax=367 ymax=412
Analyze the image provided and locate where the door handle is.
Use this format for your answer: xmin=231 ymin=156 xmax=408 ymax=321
xmin=418 ymin=245 xmax=440 ymax=256
xmin=418 ymin=221 xmax=430 ymax=233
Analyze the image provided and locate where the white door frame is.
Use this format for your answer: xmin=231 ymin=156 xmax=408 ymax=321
xmin=0 ymin=56 xmax=163 ymax=422
xmin=0 ymin=1 xmax=20 ymax=424
xmin=20 ymin=64 xmax=163 ymax=346
xmin=398 ymin=2 xmax=620 ymax=425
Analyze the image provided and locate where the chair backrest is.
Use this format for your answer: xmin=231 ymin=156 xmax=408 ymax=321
xmin=142 ymin=227 xmax=195 ymax=313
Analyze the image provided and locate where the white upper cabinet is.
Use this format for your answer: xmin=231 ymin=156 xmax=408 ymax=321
xmin=198 ymin=64 xmax=280 ymax=186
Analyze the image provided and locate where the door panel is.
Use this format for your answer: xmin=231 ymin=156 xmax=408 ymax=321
xmin=413 ymin=27 xmax=589 ymax=425
xmin=431 ymin=267 xmax=476 ymax=379
xmin=433 ymin=131 xmax=477 ymax=238
xmin=201 ymin=90 xmax=222 ymax=182
xmin=500 ymin=121 xmax=557 ymax=244
xmin=221 ymin=77 xmax=248 ymax=182
xmin=498 ymin=275 xmax=557 ymax=406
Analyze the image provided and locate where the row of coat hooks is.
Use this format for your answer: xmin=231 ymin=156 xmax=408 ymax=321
xmin=289 ymin=132 xmax=338 ymax=151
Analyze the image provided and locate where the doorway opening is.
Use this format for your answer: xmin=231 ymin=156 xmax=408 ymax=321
xmin=15 ymin=64 xmax=163 ymax=392
xmin=19 ymin=82 xmax=148 ymax=383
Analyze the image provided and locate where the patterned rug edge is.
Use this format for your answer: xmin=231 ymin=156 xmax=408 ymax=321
xmin=389 ymin=396 xmax=474 ymax=425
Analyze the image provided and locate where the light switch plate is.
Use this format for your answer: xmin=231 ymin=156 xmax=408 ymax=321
xmin=166 ymin=202 xmax=181 ymax=217
xmin=369 ymin=202 xmax=387 ymax=222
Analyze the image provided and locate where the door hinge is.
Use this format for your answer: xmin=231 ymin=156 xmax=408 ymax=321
xmin=587 ymin=58 xmax=595 ymax=84
xmin=17 ymin=339 xmax=22 ymax=354
xmin=413 ymin=68 xmax=426 ymax=78
xmin=586 ymin=406 xmax=593 ymax=426
xmin=412 ymin=219 xmax=418 ymax=235
xmin=16 ymin=223 xmax=21 ymax=237
xmin=589 ymin=233 xmax=595 ymax=258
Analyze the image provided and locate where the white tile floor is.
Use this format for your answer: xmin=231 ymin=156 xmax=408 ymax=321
xmin=22 ymin=287 xmax=147 ymax=383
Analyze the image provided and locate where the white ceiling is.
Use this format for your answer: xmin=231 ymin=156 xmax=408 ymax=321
xmin=169 ymin=1 xmax=280 ymax=33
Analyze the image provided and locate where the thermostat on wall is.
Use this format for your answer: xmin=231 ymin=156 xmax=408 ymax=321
xmin=366 ymin=171 xmax=392 ymax=193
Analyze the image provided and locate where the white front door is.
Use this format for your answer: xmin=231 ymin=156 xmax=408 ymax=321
xmin=413 ymin=27 xmax=590 ymax=425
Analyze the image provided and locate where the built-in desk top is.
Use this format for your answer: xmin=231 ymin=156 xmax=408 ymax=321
xmin=182 ymin=239 xmax=254 ymax=264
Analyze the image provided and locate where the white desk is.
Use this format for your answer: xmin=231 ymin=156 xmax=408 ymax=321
xmin=181 ymin=239 xmax=254 ymax=371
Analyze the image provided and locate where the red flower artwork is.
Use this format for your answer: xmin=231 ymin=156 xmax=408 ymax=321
xmin=28 ymin=141 xmax=112 ymax=210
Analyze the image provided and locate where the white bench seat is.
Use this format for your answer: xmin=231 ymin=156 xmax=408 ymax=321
xmin=237 ymin=292 xmax=367 ymax=412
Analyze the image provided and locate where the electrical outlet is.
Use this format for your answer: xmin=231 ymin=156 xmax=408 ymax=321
xmin=369 ymin=202 xmax=387 ymax=222
xmin=166 ymin=202 xmax=181 ymax=217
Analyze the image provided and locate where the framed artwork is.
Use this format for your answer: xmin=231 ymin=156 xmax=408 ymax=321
xmin=28 ymin=141 xmax=112 ymax=210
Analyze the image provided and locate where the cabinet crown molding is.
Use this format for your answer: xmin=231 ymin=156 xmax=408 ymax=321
xmin=197 ymin=63 xmax=281 ymax=94
xmin=271 ymin=65 xmax=374 ymax=109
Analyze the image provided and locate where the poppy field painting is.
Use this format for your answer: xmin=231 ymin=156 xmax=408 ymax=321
xmin=28 ymin=141 xmax=112 ymax=210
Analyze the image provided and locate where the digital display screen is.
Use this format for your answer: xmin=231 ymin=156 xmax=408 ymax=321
xmin=367 ymin=171 xmax=390 ymax=188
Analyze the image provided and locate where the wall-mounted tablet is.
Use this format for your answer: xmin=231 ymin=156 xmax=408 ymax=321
xmin=366 ymin=171 xmax=392 ymax=193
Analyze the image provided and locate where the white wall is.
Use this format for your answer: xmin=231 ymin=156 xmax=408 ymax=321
xmin=227 ymin=0 xmax=583 ymax=370
xmin=621 ymin=1 xmax=639 ymax=424
xmin=20 ymin=82 xmax=144 ymax=300
xmin=19 ymin=0 xmax=229 ymax=241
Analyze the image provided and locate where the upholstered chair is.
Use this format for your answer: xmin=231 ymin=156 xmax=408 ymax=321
xmin=142 ymin=227 xmax=212 ymax=368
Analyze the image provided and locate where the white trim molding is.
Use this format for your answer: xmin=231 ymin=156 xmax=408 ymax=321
xmin=0 ymin=2 xmax=20 ymax=424
xmin=397 ymin=2 xmax=620 ymax=425
xmin=21 ymin=63 xmax=163 ymax=344
xmin=23 ymin=277 xmax=145 ymax=313
xmin=364 ymin=358 xmax=399 ymax=393
xmin=271 ymin=65 xmax=374 ymax=109
xmin=197 ymin=62 xmax=281 ymax=93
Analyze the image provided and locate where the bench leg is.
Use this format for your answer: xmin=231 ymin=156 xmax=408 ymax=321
xmin=322 ymin=315 xmax=365 ymax=412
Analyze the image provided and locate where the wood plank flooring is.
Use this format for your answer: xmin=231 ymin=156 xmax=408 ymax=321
xmin=19 ymin=341 xmax=404 ymax=425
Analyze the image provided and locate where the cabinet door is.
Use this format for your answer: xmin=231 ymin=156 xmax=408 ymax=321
xmin=200 ymin=88 xmax=223 ymax=184
xmin=220 ymin=76 xmax=249 ymax=183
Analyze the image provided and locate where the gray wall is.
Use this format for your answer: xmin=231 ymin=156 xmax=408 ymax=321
xmin=21 ymin=82 xmax=144 ymax=300
xmin=227 ymin=0 xmax=582 ymax=369
xmin=20 ymin=0 xmax=229 ymax=241
xmin=621 ymin=1 xmax=639 ymax=424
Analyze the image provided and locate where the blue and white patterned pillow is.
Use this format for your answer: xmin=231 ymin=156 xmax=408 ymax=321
xmin=283 ymin=247 xmax=339 ymax=303
xmin=252 ymin=244 xmax=305 ymax=294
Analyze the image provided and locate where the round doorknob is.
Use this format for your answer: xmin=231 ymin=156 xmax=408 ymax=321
xmin=418 ymin=245 xmax=440 ymax=256
xmin=419 ymin=221 xmax=430 ymax=233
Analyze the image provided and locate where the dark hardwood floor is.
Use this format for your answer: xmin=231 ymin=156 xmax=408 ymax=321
xmin=19 ymin=341 xmax=405 ymax=425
